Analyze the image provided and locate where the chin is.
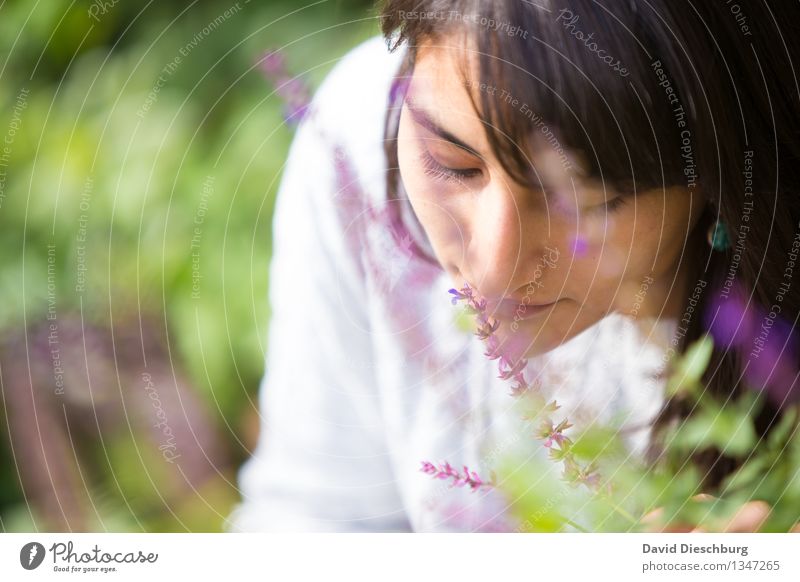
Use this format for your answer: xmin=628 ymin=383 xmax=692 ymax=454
xmin=497 ymin=312 xmax=600 ymax=360
xmin=490 ymin=319 xmax=563 ymax=360
xmin=520 ymin=336 xmax=565 ymax=359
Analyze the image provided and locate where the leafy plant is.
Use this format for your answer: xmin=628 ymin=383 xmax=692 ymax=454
xmin=423 ymin=285 xmax=800 ymax=532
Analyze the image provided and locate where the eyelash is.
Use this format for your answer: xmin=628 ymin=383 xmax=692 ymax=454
xmin=600 ymin=196 xmax=627 ymax=213
xmin=420 ymin=150 xmax=482 ymax=184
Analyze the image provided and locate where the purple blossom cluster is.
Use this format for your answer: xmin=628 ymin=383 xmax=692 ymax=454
xmin=422 ymin=284 xmax=603 ymax=504
xmin=706 ymin=286 xmax=799 ymax=407
xmin=419 ymin=461 xmax=495 ymax=491
xmin=257 ymin=49 xmax=311 ymax=125
xmin=448 ymin=285 xmax=531 ymax=396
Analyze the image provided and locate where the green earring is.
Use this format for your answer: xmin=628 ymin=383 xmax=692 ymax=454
xmin=707 ymin=219 xmax=730 ymax=251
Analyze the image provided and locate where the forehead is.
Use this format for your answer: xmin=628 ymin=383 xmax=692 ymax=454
xmin=409 ymin=40 xmax=485 ymax=125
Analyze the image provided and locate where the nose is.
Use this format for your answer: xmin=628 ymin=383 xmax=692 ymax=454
xmin=465 ymin=184 xmax=547 ymax=301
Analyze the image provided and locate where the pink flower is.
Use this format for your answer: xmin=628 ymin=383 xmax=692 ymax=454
xmin=706 ymin=283 xmax=799 ymax=407
xmin=476 ymin=318 xmax=500 ymax=340
xmin=257 ymin=49 xmax=311 ymax=125
xmin=448 ymin=287 xmax=472 ymax=304
xmin=258 ymin=50 xmax=285 ymax=76
xmin=498 ymin=357 xmax=527 ymax=381
xmin=420 ymin=461 xmax=437 ymax=475
xmin=538 ymin=419 xmax=572 ymax=449
xmin=426 ymin=282 xmax=602 ymax=501
xmin=419 ymin=461 xmax=494 ymax=491
xmin=543 ymin=433 xmax=566 ymax=448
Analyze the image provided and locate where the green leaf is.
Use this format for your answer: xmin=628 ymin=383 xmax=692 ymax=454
xmin=655 ymin=466 xmax=703 ymax=522
xmin=454 ymin=308 xmax=476 ymax=333
xmin=571 ymin=426 xmax=626 ymax=462
xmin=720 ymin=455 xmax=771 ymax=496
xmin=495 ymin=455 xmax=573 ymax=532
xmin=669 ymin=406 xmax=756 ymax=457
xmin=768 ymin=405 xmax=799 ymax=450
xmin=717 ymin=409 xmax=758 ymax=456
xmin=666 ymin=335 xmax=714 ymax=398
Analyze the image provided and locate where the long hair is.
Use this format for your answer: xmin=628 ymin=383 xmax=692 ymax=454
xmin=380 ymin=0 xmax=800 ymax=489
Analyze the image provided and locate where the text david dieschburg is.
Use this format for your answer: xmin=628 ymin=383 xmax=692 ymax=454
xmin=643 ymin=543 xmax=748 ymax=557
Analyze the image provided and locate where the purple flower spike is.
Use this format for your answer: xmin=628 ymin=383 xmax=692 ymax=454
xmin=544 ymin=432 xmax=568 ymax=449
xmin=509 ymin=380 xmax=529 ymax=397
xmin=420 ymin=461 xmax=495 ymax=491
xmin=706 ymin=283 xmax=800 ymax=407
xmin=435 ymin=281 xmax=601 ymax=493
xmin=476 ymin=318 xmax=500 ymax=340
xmin=744 ymin=316 xmax=800 ymax=407
xmin=498 ymin=357 xmax=526 ymax=381
xmin=283 ymin=103 xmax=310 ymax=124
xmin=420 ymin=461 xmax=437 ymax=474
xmin=258 ymin=50 xmax=285 ymax=76
xmin=706 ymin=290 xmax=755 ymax=350
xmin=485 ymin=350 xmax=502 ymax=361
xmin=258 ymin=48 xmax=312 ymax=126
xmin=448 ymin=288 xmax=468 ymax=305
xmin=469 ymin=470 xmax=483 ymax=486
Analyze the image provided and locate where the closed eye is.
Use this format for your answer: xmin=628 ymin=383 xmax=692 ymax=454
xmin=420 ymin=149 xmax=482 ymax=185
xmin=601 ymin=195 xmax=627 ymax=212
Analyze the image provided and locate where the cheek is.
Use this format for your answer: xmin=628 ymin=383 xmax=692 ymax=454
xmin=634 ymin=195 xmax=697 ymax=274
xmin=558 ymin=212 xmax=636 ymax=284
xmin=563 ymin=201 xmax=684 ymax=289
xmin=599 ymin=197 xmax=695 ymax=284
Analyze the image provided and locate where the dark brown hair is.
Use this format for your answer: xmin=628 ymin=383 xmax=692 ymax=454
xmin=380 ymin=0 xmax=800 ymax=490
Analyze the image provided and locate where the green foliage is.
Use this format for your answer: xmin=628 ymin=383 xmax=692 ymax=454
xmin=665 ymin=333 xmax=713 ymax=398
xmin=0 ymin=0 xmax=378 ymax=531
xmin=499 ymin=336 xmax=800 ymax=532
xmin=666 ymin=396 xmax=758 ymax=457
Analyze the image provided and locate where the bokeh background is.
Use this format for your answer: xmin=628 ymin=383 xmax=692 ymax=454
xmin=0 ymin=0 xmax=376 ymax=532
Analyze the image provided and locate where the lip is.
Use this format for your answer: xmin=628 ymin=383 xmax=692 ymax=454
xmin=488 ymin=297 xmax=561 ymax=321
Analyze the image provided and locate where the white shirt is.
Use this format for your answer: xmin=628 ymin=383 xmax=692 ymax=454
xmin=226 ymin=36 xmax=676 ymax=532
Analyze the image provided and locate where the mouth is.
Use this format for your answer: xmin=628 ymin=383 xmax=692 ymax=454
xmin=488 ymin=297 xmax=561 ymax=321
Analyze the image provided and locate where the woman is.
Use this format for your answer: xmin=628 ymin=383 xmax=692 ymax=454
xmin=229 ymin=0 xmax=799 ymax=532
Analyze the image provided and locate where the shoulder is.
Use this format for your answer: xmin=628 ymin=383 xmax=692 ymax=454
xmin=282 ymin=34 xmax=409 ymax=250
xmin=272 ymin=36 xmax=412 ymax=290
xmin=302 ymin=36 xmax=404 ymax=204
xmin=309 ymin=35 xmax=405 ymax=142
xmin=275 ymin=35 xmax=405 ymax=216
xmin=315 ymin=35 xmax=404 ymax=101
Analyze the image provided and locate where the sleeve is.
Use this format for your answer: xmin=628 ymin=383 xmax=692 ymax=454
xmin=226 ymin=42 xmax=412 ymax=532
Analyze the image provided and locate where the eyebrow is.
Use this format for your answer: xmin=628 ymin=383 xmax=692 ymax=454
xmin=404 ymin=96 xmax=484 ymax=159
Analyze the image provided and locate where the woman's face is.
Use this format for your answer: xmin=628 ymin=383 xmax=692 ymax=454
xmin=397 ymin=39 xmax=706 ymax=358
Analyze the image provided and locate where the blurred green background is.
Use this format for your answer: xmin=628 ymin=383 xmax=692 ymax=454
xmin=0 ymin=0 xmax=377 ymax=532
